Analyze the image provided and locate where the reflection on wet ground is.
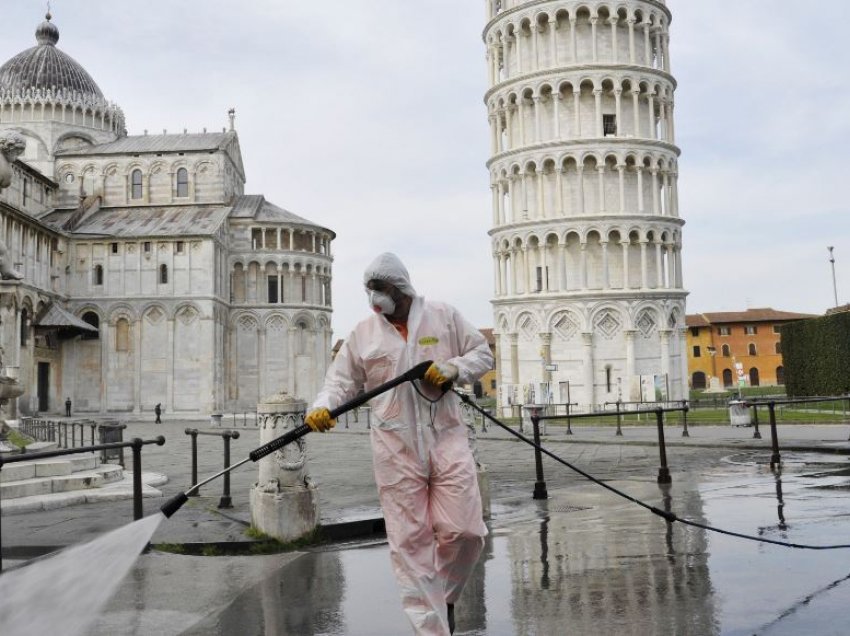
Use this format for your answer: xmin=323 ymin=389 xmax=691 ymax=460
xmin=108 ymin=451 xmax=850 ymax=635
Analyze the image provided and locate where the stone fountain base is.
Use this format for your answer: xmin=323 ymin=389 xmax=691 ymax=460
xmin=250 ymin=483 xmax=319 ymax=543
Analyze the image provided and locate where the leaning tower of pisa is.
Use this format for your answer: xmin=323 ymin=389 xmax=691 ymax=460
xmin=484 ymin=0 xmax=686 ymax=410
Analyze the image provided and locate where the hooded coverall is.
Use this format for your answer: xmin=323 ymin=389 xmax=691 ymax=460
xmin=313 ymin=295 xmax=492 ymax=635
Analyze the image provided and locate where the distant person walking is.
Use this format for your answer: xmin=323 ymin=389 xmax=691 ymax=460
xmin=65 ymin=397 xmax=71 ymax=417
xmin=154 ymin=403 xmax=162 ymax=424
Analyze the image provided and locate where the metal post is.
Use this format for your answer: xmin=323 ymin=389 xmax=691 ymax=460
xmin=768 ymin=401 xmax=781 ymax=471
xmin=752 ymin=403 xmax=762 ymax=439
xmin=71 ymin=423 xmax=76 ymax=447
xmin=530 ymin=408 xmax=548 ymax=500
xmin=565 ymin=402 xmax=573 ymax=436
xmin=828 ymin=246 xmax=838 ymax=307
xmin=655 ymin=408 xmax=672 ymax=484
xmin=219 ymin=432 xmax=237 ymax=508
xmin=90 ymin=423 xmax=97 ymax=446
xmin=132 ymin=438 xmax=143 ymax=521
xmin=186 ymin=428 xmax=199 ymax=496
xmin=615 ymin=400 xmax=623 ymax=436
xmin=681 ymin=401 xmax=690 ymax=437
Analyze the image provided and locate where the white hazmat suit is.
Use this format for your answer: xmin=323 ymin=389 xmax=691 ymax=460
xmin=313 ymin=253 xmax=492 ymax=635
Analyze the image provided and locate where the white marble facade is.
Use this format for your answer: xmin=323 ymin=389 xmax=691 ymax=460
xmin=484 ymin=0 xmax=687 ymax=409
xmin=0 ymin=14 xmax=334 ymax=417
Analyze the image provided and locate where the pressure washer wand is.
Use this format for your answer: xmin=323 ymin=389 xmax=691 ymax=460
xmin=160 ymin=360 xmax=435 ymax=518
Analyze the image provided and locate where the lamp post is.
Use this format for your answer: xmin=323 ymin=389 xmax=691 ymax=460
xmin=828 ymin=246 xmax=838 ymax=307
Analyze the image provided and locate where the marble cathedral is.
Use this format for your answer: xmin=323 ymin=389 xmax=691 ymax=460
xmin=0 ymin=14 xmax=334 ymax=418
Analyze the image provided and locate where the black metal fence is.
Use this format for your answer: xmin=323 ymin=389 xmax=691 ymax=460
xmin=184 ymin=428 xmax=240 ymax=508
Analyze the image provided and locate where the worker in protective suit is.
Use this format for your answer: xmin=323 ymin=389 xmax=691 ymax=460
xmin=306 ymin=252 xmax=492 ymax=635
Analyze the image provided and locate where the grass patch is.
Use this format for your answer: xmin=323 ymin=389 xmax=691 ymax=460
xmin=5 ymin=429 xmax=31 ymax=449
xmin=154 ymin=543 xmax=187 ymax=555
xmin=245 ymin=526 xmax=327 ymax=554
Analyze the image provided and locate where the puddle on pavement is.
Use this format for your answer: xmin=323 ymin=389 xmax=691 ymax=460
xmin=166 ymin=451 xmax=850 ymax=635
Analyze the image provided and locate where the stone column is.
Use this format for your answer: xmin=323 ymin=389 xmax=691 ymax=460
xmin=621 ymin=239 xmax=630 ymax=288
xmin=573 ymin=89 xmax=582 ymax=137
xmin=655 ymin=241 xmax=664 ymax=288
xmin=590 ymin=17 xmax=599 ymax=62
xmin=609 ymin=17 xmax=619 ymax=63
xmin=651 ymin=168 xmax=660 ymax=215
xmin=570 ymin=18 xmax=578 ymax=62
xmin=593 ymin=89 xmax=603 ymax=137
xmin=636 ymin=166 xmax=645 ymax=213
xmin=617 ymin=164 xmax=626 ymax=213
xmin=597 ymin=166 xmax=606 ymax=213
xmin=577 ymin=165 xmax=586 ymax=214
xmin=659 ymin=330 xmax=671 ymax=399
xmin=601 ymin=241 xmax=610 ymax=289
xmin=250 ymin=391 xmax=319 ymax=542
xmin=580 ymin=243 xmax=588 ymax=289
xmin=582 ymin=332 xmax=595 ymax=407
xmin=647 ymin=93 xmax=656 ymax=140
xmin=556 ymin=167 xmax=565 ymax=214
xmin=509 ymin=333 xmax=519 ymax=393
xmin=540 ymin=332 xmax=552 ymax=384
xmin=632 ymin=89 xmax=641 ymax=137
xmin=553 ymin=93 xmax=561 ymax=139
xmin=549 ymin=18 xmax=558 ymax=66
xmin=533 ymin=96 xmax=541 ymax=143
xmin=624 ymin=329 xmax=637 ymax=401
xmin=536 ymin=170 xmax=545 ymax=219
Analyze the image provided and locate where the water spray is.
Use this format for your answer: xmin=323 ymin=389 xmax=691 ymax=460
xmin=160 ymin=360 xmax=435 ymax=518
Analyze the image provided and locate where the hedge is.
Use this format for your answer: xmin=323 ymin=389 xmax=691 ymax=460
xmin=781 ymin=312 xmax=850 ymax=396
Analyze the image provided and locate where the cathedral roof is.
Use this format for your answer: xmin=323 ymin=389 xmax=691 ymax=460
xmin=0 ymin=13 xmax=104 ymax=100
xmin=230 ymin=195 xmax=335 ymax=236
xmin=55 ymin=132 xmax=236 ymax=156
xmin=41 ymin=205 xmax=233 ymax=238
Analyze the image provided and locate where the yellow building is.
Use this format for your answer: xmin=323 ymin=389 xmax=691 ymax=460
xmin=685 ymin=308 xmax=816 ymax=390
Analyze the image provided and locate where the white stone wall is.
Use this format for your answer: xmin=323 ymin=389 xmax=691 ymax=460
xmin=485 ymin=0 xmax=686 ymax=409
xmin=54 ymin=151 xmax=236 ymax=209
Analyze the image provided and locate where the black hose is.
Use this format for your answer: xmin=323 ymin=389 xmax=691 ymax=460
xmin=455 ymin=390 xmax=850 ymax=551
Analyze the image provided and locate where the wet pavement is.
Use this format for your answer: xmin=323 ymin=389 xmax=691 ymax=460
xmin=4 ymin=419 xmax=850 ymax=635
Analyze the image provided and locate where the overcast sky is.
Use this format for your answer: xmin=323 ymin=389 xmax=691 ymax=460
xmin=4 ymin=1 xmax=849 ymax=338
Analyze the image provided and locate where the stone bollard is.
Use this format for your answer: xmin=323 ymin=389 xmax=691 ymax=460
xmin=462 ymin=400 xmax=491 ymax=520
xmin=250 ymin=391 xmax=319 ymax=542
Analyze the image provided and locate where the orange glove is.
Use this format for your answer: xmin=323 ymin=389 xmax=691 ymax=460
xmin=305 ymin=408 xmax=336 ymax=433
xmin=424 ymin=362 xmax=458 ymax=388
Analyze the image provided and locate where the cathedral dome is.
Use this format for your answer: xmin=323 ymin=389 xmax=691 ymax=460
xmin=0 ymin=13 xmax=104 ymax=100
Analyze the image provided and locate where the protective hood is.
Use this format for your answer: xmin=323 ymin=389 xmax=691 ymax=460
xmin=363 ymin=252 xmax=417 ymax=297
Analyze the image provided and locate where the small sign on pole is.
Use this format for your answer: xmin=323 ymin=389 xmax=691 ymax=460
xmin=544 ymin=364 xmax=558 ymax=371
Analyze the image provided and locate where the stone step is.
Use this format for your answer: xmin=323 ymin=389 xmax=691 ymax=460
xmin=0 ymin=471 xmax=168 ymax=514
xmin=0 ymin=464 xmax=124 ymax=499
xmin=0 ymin=453 xmax=100 ymax=483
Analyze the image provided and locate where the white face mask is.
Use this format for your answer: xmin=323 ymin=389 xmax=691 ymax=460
xmin=368 ymin=290 xmax=396 ymax=315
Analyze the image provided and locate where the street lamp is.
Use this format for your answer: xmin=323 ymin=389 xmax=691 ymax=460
xmin=828 ymin=246 xmax=838 ymax=307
